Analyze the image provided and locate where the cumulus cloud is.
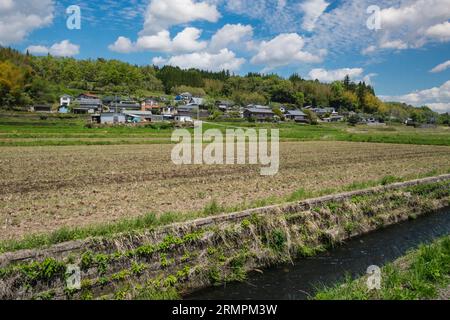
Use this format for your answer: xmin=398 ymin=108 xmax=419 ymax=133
xmin=109 ymin=28 xmax=207 ymax=53
xmin=381 ymin=80 xmax=450 ymax=113
xmin=172 ymin=27 xmax=208 ymax=52
xmin=141 ymin=0 xmax=220 ymax=34
xmin=372 ymin=0 xmax=450 ymax=51
xmin=250 ymin=33 xmax=325 ymax=70
xmin=425 ymin=21 xmax=450 ymax=41
xmin=305 ymin=0 xmax=450 ymax=57
xmin=209 ymin=23 xmax=253 ymax=52
xmin=26 ymin=40 xmax=79 ymax=57
xmin=108 ymin=36 xmax=135 ymax=53
xmin=152 ymin=48 xmax=245 ymax=71
xmin=430 ymin=60 xmax=450 ymax=73
xmin=308 ymin=67 xmax=364 ymax=82
xmin=0 ymin=0 xmax=54 ymax=45
xmin=299 ymin=0 xmax=329 ymax=32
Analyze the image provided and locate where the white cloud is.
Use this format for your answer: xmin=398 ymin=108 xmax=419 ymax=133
xmin=305 ymin=0 xmax=450 ymax=57
xmin=108 ymin=36 xmax=135 ymax=53
xmin=430 ymin=60 xmax=450 ymax=73
xmin=136 ymin=30 xmax=172 ymax=52
xmin=299 ymin=0 xmax=329 ymax=32
xmin=250 ymin=33 xmax=325 ymax=69
xmin=172 ymin=27 xmax=207 ymax=52
xmin=141 ymin=0 xmax=220 ymax=34
xmin=209 ymin=24 xmax=253 ymax=52
xmin=374 ymin=0 xmax=450 ymax=51
xmin=381 ymin=80 xmax=450 ymax=113
xmin=379 ymin=39 xmax=409 ymax=50
xmin=0 ymin=0 xmax=54 ymax=45
xmin=361 ymin=45 xmax=377 ymax=55
xmin=26 ymin=45 xmax=49 ymax=55
xmin=109 ymin=28 xmax=207 ymax=53
xmin=26 ymin=40 xmax=79 ymax=57
xmin=308 ymin=67 xmax=364 ymax=82
xmin=425 ymin=21 xmax=450 ymax=41
xmin=152 ymin=49 xmax=245 ymax=71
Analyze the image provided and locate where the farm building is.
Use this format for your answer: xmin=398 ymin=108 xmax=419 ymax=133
xmin=243 ymin=108 xmax=275 ymax=121
xmin=92 ymin=113 xmax=126 ymax=124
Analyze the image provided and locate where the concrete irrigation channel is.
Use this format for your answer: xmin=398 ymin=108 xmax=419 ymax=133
xmin=0 ymin=174 xmax=449 ymax=300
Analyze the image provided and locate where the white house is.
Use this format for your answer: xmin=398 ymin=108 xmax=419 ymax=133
xmin=60 ymin=95 xmax=72 ymax=107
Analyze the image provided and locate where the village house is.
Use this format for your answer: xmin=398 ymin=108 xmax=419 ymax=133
xmin=60 ymin=94 xmax=72 ymax=107
xmin=243 ymin=107 xmax=275 ymax=121
xmin=177 ymin=104 xmax=199 ymax=114
xmin=216 ymin=100 xmax=234 ymax=112
xmin=247 ymin=104 xmax=271 ymax=110
xmin=74 ymin=93 xmax=102 ymax=114
xmin=141 ymin=98 xmax=160 ymax=111
xmin=110 ymin=100 xmax=141 ymax=112
xmin=285 ymin=110 xmax=308 ymax=123
xmin=102 ymin=96 xmax=121 ymax=106
xmin=304 ymin=106 xmax=336 ymax=118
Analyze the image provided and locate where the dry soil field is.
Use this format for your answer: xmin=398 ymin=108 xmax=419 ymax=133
xmin=1 ymin=141 xmax=450 ymax=241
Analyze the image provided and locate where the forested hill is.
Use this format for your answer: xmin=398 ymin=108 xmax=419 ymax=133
xmin=0 ymin=47 xmax=445 ymax=122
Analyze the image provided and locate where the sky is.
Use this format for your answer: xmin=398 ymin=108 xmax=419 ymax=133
xmin=1 ymin=0 xmax=450 ymax=113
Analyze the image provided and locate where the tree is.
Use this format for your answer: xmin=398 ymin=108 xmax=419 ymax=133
xmin=294 ymin=92 xmax=305 ymax=107
xmin=0 ymin=61 xmax=27 ymax=108
xmin=348 ymin=114 xmax=360 ymax=126
xmin=303 ymin=109 xmax=318 ymax=125
xmin=273 ymin=108 xmax=285 ymax=121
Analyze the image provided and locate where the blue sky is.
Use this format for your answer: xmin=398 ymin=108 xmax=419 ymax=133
xmin=1 ymin=0 xmax=450 ymax=112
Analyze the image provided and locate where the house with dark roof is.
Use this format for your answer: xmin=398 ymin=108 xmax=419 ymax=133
xmin=110 ymin=101 xmax=141 ymax=112
xmin=73 ymin=98 xmax=102 ymax=114
xmin=285 ymin=110 xmax=308 ymax=123
xmin=216 ymin=100 xmax=234 ymax=111
xmin=243 ymin=108 xmax=275 ymax=121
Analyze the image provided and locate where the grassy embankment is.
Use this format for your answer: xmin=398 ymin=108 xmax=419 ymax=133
xmin=0 ymin=179 xmax=448 ymax=300
xmin=1 ymin=112 xmax=450 ymax=147
xmin=315 ymin=235 xmax=450 ymax=300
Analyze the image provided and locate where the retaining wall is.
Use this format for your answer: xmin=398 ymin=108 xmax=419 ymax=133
xmin=0 ymin=174 xmax=449 ymax=300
